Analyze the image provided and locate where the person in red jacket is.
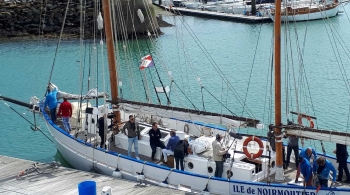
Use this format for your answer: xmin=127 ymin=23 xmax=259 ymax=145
xmin=57 ymin=97 xmax=72 ymax=132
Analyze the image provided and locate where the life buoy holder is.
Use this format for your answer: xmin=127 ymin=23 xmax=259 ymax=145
xmin=184 ymin=124 xmax=189 ymax=134
xmin=298 ymin=115 xmax=314 ymax=129
xmin=243 ymin=136 xmax=264 ymax=159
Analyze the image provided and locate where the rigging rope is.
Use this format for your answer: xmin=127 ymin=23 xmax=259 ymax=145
xmin=168 ymin=8 xmax=257 ymax=119
xmin=45 ymin=0 xmax=71 ymax=95
xmin=130 ymin=0 xmax=171 ymax=105
xmin=2 ymin=101 xmax=53 ymax=143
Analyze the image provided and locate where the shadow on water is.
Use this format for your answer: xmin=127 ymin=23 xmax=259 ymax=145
xmin=54 ymin=150 xmax=72 ymax=168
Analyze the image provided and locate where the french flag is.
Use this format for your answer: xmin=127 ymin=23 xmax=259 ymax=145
xmin=139 ymin=55 xmax=155 ymax=70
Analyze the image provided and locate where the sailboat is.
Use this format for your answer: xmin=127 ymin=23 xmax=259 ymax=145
xmin=2 ymin=0 xmax=350 ymax=194
xmin=268 ymin=0 xmax=341 ymax=22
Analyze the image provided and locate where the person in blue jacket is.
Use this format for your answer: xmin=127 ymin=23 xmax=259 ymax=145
xmin=313 ymin=156 xmax=337 ymax=187
xmin=295 ymin=156 xmax=313 ymax=187
xmin=162 ymin=130 xmax=180 ymax=163
xmin=300 ymin=147 xmax=317 ymax=162
xmin=44 ymin=86 xmax=58 ymax=122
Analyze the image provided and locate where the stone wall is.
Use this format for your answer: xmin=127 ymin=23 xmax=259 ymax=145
xmin=0 ymin=0 xmax=162 ymax=39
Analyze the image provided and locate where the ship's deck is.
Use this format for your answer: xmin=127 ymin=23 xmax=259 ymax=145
xmin=55 ymin=119 xmax=350 ymax=189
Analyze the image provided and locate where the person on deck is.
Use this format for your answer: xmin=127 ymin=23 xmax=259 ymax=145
xmin=57 ymin=97 xmax=72 ymax=132
xmin=122 ymin=115 xmax=140 ymax=160
xmin=295 ymin=156 xmax=313 ymax=187
xmin=313 ymin=156 xmax=337 ymax=187
xmin=148 ymin=122 xmax=166 ymax=161
xmin=174 ymin=138 xmax=189 ymax=171
xmin=98 ymin=114 xmax=107 ymax=148
xmin=162 ymin=130 xmax=180 ymax=163
xmin=300 ymin=147 xmax=317 ymax=163
xmin=212 ymin=134 xmax=228 ymax=178
xmin=334 ymin=143 xmax=350 ymax=182
xmin=44 ymin=85 xmax=58 ymax=123
xmin=296 ymin=147 xmax=317 ymax=179
xmin=285 ymin=135 xmax=299 ymax=169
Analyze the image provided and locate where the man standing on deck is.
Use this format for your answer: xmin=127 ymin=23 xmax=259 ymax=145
xmin=212 ymin=134 xmax=228 ymax=178
xmin=162 ymin=130 xmax=180 ymax=163
xmin=295 ymin=156 xmax=313 ymax=187
xmin=149 ymin=122 xmax=166 ymax=161
xmin=285 ymin=135 xmax=299 ymax=169
xmin=98 ymin=114 xmax=107 ymax=148
xmin=122 ymin=115 xmax=140 ymax=160
xmin=334 ymin=143 xmax=350 ymax=182
xmin=57 ymin=97 xmax=72 ymax=132
xmin=44 ymin=84 xmax=58 ymax=123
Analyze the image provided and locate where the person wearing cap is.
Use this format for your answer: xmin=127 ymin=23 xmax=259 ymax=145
xmin=57 ymin=97 xmax=72 ymax=132
xmin=295 ymin=156 xmax=313 ymax=187
xmin=313 ymin=156 xmax=337 ymax=187
xmin=212 ymin=134 xmax=228 ymax=178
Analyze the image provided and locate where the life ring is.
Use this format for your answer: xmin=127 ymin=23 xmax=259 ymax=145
xmin=184 ymin=124 xmax=189 ymax=134
xmin=243 ymin=136 xmax=264 ymax=159
xmin=298 ymin=115 xmax=314 ymax=129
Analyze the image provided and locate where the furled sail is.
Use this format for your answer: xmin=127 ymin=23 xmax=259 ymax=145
xmin=57 ymin=88 xmax=109 ymax=100
xmin=49 ymin=83 xmax=108 ymax=100
xmin=286 ymin=128 xmax=350 ymax=145
xmin=113 ymin=99 xmax=263 ymax=129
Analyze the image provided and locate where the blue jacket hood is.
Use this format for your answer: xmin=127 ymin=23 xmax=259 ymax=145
xmin=44 ymin=88 xmax=58 ymax=109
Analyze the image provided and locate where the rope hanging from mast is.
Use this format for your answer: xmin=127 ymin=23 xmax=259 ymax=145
xmin=45 ymin=0 xmax=71 ymax=96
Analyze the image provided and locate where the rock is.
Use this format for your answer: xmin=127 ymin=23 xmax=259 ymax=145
xmin=0 ymin=12 xmax=11 ymax=17
xmin=0 ymin=0 xmax=162 ymax=39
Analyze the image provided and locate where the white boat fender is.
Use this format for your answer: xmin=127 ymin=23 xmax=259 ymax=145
xmin=202 ymin=176 xmax=212 ymax=193
xmin=136 ymin=174 xmax=145 ymax=181
xmin=101 ymin=186 xmax=112 ymax=195
xmin=112 ymin=154 xmax=122 ymax=178
xmin=112 ymin=168 xmax=122 ymax=178
xmin=158 ymin=168 xmax=174 ymax=187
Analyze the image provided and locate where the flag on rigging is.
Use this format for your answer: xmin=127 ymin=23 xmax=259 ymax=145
xmin=139 ymin=55 xmax=154 ymax=70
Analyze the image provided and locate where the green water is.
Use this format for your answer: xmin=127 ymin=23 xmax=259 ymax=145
xmin=1 ymin=6 xmax=350 ymax=164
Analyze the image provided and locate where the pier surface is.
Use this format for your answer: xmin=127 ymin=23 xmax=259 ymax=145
xmin=0 ymin=155 xmax=186 ymax=195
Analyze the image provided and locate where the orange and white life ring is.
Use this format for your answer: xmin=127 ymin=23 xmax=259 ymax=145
xmin=243 ymin=136 xmax=264 ymax=159
xmin=298 ymin=115 xmax=314 ymax=129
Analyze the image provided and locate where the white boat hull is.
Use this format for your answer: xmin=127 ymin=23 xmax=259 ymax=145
xmin=41 ymin=103 xmax=350 ymax=195
xmin=269 ymin=4 xmax=339 ymax=22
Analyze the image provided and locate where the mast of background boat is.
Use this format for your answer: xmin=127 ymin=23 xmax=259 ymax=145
xmin=274 ymin=0 xmax=284 ymax=181
xmin=102 ymin=0 xmax=120 ymax=123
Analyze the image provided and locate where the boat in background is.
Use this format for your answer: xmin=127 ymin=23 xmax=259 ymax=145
xmin=268 ymin=0 xmax=340 ymax=22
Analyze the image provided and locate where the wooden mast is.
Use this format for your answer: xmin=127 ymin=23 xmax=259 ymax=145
xmin=274 ymin=0 xmax=284 ymax=181
xmin=102 ymin=0 xmax=120 ymax=123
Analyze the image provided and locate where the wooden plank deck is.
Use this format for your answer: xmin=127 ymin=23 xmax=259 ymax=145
xmin=0 ymin=155 xmax=187 ymax=195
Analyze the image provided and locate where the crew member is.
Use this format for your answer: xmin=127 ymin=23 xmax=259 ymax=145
xmin=212 ymin=134 xmax=228 ymax=178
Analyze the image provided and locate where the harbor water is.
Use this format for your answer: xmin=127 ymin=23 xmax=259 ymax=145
xmin=1 ymin=5 xmax=350 ymax=165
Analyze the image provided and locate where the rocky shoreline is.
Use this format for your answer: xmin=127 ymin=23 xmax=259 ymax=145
xmin=0 ymin=0 xmax=173 ymax=40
